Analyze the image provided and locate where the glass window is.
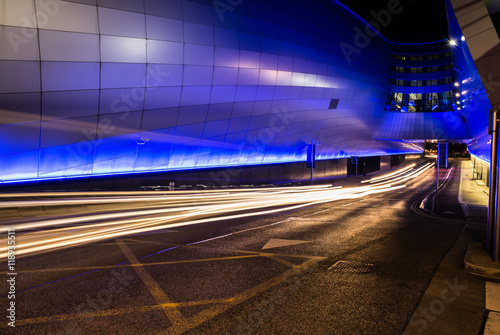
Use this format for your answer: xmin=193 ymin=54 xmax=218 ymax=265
xmin=386 ymin=91 xmax=456 ymax=112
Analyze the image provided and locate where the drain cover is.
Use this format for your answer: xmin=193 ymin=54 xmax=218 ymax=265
xmin=328 ymin=261 xmax=374 ymax=274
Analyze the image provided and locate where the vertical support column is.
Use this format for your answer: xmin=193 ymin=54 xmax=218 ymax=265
xmin=351 ymin=156 xmax=358 ymax=179
xmin=438 ymin=141 xmax=449 ymax=168
xmin=488 ymin=110 xmax=498 ymax=255
xmin=436 ymin=141 xmax=448 ymax=191
xmin=492 ymin=109 xmax=500 ymax=261
xmin=496 ymin=196 xmax=500 ymax=261
xmin=436 ymin=145 xmax=440 ymax=192
xmin=307 ymin=143 xmax=315 ymax=185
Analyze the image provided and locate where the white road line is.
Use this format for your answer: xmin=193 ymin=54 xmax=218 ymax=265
xmin=184 ymin=207 xmax=334 ymax=247
xmin=341 ymin=199 xmax=367 ymax=207
xmin=186 ymin=220 xmax=292 ymax=246
xmin=262 ymin=238 xmax=311 ymax=250
xmin=270 ymin=219 xmax=291 ymax=225
xmin=186 ymin=233 xmax=234 ymax=246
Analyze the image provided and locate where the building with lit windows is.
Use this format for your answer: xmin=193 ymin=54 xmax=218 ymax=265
xmin=0 ymin=0 xmax=496 ymax=188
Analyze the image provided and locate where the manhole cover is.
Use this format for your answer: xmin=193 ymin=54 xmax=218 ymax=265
xmin=328 ymin=261 xmax=374 ymax=273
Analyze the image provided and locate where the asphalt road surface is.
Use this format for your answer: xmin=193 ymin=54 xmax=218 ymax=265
xmin=0 ymin=162 xmax=467 ymax=334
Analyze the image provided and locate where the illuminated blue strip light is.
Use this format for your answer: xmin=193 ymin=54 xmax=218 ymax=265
xmin=0 ymin=0 xmax=450 ymax=183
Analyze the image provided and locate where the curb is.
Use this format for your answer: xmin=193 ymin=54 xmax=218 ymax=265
xmin=412 ymin=162 xmax=454 ymax=216
xmin=464 ymin=242 xmax=500 ymax=279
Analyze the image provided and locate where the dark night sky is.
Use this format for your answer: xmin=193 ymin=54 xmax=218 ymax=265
xmin=337 ymin=0 xmax=449 ymax=43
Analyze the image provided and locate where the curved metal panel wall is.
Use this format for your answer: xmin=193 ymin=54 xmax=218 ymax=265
xmin=445 ymin=0 xmax=493 ymax=162
xmin=0 ymin=0 xmax=428 ymax=183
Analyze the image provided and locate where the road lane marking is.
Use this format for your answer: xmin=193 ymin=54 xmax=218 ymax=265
xmin=2 ymin=299 xmax=232 ymax=328
xmin=311 ymin=209 xmax=330 ymax=215
xmin=262 ymin=238 xmax=311 ymax=250
xmin=341 ymin=199 xmax=366 ymax=207
xmin=229 ymin=221 xmax=289 ymax=235
xmin=124 ymin=238 xmax=322 ymax=259
xmin=186 ymin=233 xmax=233 ymax=245
xmin=5 ymin=256 xmax=326 ymax=331
xmin=116 ymin=239 xmax=187 ymax=327
xmin=263 ymin=255 xmax=297 ymax=268
xmin=160 ymin=256 xmax=326 ymax=335
xmin=0 ymin=255 xmax=263 ymax=274
xmin=3 ymin=247 xmax=326 ymax=332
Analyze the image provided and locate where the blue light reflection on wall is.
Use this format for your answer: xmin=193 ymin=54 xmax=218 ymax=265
xmin=445 ymin=0 xmax=491 ymax=162
xmin=0 ymin=0 xmax=423 ymax=183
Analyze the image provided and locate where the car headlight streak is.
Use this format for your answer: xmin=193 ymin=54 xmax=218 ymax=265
xmin=0 ymin=163 xmax=433 ymax=259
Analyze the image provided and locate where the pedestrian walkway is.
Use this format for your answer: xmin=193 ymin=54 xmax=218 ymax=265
xmin=458 ymin=159 xmax=500 ymax=335
xmin=405 ymin=159 xmax=500 ymax=335
xmin=458 ymin=159 xmax=488 ymax=222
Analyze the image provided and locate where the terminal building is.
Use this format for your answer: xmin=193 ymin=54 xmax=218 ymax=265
xmin=0 ymin=0 xmax=498 ymax=188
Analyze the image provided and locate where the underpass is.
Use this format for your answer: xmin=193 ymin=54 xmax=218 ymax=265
xmin=1 ymin=161 xmax=473 ymax=334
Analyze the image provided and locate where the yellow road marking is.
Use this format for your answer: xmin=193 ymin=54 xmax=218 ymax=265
xmin=264 ymin=255 xmax=297 ymax=268
xmin=161 ymin=256 xmax=326 ymax=335
xmin=116 ymin=239 xmax=186 ymax=327
xmin=1 ymin=299 xmax=230 ymax=328
xmin=124 ymin=238 xmax=323 ymax=259
xmin=0 ymin=255 xmax=261 ymax=274
xmin=2 ymin=255 xmax=326 ymax=332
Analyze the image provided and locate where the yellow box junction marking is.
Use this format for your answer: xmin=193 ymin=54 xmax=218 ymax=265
xmin=2 ymin=240 xmax=326 ymax=333
xmin=116 ymin=239 xmax=186 ymax=327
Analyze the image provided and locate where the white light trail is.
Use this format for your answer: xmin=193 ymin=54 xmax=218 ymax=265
xmin=0 ymin=162 xmax=434 ymax=259
xmin=361 ymin=163 xmax=416 ymax=183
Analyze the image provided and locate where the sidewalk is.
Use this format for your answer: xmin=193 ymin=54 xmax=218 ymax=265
xmin=458 ymin=159 xmax=489 ymax=222
xmin=459 ymin=159 xmax=500 ymax=279
xmin=459 ymin=160 xmax=500 ymax=335
xmin=405 ymin=159 xmax=500 ymax=335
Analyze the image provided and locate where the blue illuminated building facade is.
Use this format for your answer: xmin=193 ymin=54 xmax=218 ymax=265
xmin=0 ymin=0 xmax=491 ymax=185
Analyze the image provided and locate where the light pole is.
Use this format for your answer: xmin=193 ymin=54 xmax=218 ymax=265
xmin=488 ymin=110 xmax=498 ymax=254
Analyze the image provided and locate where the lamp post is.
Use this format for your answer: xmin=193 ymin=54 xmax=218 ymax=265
xmin=488 ymin=110 xmax=497 ymax=254
xmin=488 ymin=109 xmax=500 ymax=262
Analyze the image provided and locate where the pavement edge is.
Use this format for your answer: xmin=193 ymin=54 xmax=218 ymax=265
xmin=464 ymin=242 xmax=500 ymax=280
